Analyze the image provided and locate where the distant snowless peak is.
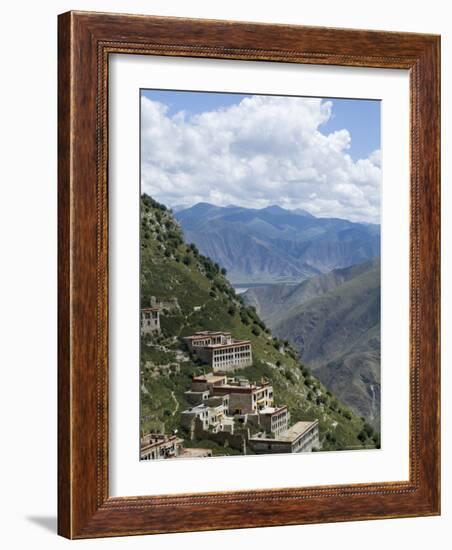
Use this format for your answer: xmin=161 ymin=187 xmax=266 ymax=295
xmin=170 ymin=204 xmax=190 ymax=213
xmin=262 ymin=205 xmax=314 ymax=217
xmin=181 ymin=202 xmax=315 ymax=217
xmin=147 ymin=197 xmax=377 ymax=225
xmin=293 ymin=208 xmax=315 ymax=217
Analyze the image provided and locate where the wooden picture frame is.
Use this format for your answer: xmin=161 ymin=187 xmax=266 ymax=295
xmin=58 ymin=10 xmax=440 ymax=539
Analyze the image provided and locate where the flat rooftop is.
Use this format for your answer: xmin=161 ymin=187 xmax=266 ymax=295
xmin=250 ymin=420 xmax=318 ymax=443
xmin=206 ymin=339 xmax=251 ymax=349
xmin=192 ymin=374 xmax=227 ymax=384
xmin=258 ymin=406 xmax=287 ymax=415
xmin=213 ymin=381 xmax=270 ymax=393
xmin=184 ymin=331 xmax=231 ymax=339
xmin=182 ymin=401 xmax=225 ymax=414
xmin=182 ymin=404 xmax=208 ymax=413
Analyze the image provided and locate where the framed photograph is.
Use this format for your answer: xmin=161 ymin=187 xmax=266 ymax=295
xmin=58 ymin=11 xmax=440 ymax=538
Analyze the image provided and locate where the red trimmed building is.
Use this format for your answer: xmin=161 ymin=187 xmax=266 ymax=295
xmin=183 ymin=331 xmax=252 ymax=372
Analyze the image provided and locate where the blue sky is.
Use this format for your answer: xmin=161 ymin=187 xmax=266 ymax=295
xmin=141 ymin=89 xmax=380 ymax=162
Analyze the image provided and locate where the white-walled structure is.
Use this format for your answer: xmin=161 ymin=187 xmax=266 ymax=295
xmin=184 ymin=331 xmax=252 ymax=371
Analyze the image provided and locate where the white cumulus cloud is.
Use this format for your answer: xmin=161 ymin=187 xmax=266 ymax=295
xmin=141 ymin=95 xmax=381 ymax=223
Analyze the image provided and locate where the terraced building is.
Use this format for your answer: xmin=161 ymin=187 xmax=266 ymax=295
xmin=184 ymin=331 xmax=252 ymax=372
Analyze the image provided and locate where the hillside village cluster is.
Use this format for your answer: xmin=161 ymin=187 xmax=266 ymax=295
xmin=140 ymin=299 xmax=320 ymax=460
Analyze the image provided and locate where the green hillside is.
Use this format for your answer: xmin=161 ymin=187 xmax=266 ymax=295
xmin=270 ymin=262 xmax=381 ymax=428
xmin=140 ymin=194 xmax=380 ymax=455
xmin=244 ymin=259 xmax=378 ymax=325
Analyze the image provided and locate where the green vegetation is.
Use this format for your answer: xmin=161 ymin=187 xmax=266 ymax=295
xmin=140 ymin=194 xmax=379 ymax=453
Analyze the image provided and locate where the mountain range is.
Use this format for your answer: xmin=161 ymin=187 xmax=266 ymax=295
xmin=140 ymin=194 xmax=379 ymax=453
xmin=243 ymin=259 xmax=381 ymax=427
xmin=176 ymin=203 xmax=380 ymax=284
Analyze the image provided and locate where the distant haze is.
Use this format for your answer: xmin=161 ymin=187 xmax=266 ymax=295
xmin=175 ymin=202 xmax=380 ymax=285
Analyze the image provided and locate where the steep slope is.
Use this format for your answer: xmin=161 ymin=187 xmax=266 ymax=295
xmin=140 ymin=194 xmax=380 ymax=455
xmin=315 ymin=326 xmax=380 ymax=428
xmin=247 ymin=261 xmax=381 ymax=427
xmin=244 ymin=259 xmax=378 ymax=325
xmin=176 ymin=203 xmax=380 ymax=284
